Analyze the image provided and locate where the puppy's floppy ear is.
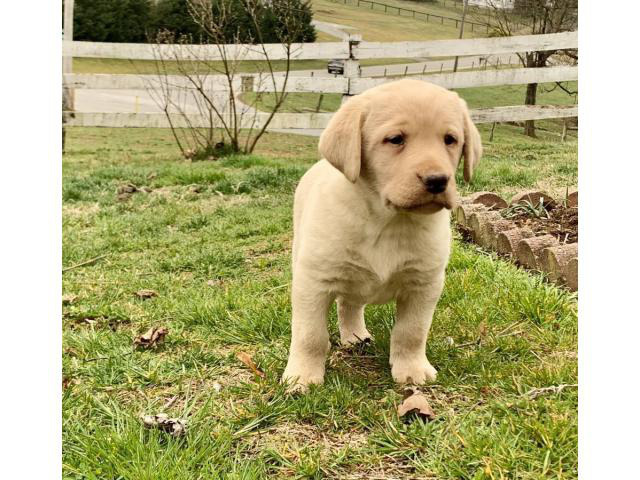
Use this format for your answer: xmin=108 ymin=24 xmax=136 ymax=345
xmin=318 ymin=96 xmax=365 ymax=183
xmin=460 ymin=98 xmax=482 ymax=182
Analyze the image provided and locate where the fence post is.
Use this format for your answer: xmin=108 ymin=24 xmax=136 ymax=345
xmin=342 ymin=34 xmax=362 ymax=104
xmin=63 ymin=0 xmax=75 ymax=151
xmin=241 ymin=76 xmax=254 ymax=93
xmin=489 ymin=122 xmax=496 ymax=142
xmin=315 ymin=94 xmax=325 ymax=113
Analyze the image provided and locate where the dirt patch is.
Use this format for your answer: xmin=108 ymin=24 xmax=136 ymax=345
xmin=504 ymin=205 xmax=577 ymax=244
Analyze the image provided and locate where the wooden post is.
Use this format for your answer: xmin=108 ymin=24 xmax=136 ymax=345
xmin=489 ymin=122 xmax=497 ymax=141
xmin=63 ymin=0 xmax=75 ymax=152
xmin=561 ymin=119 xmax=568 ymax=142
xmin=453 ymin=0 xmax=469 ymax=73
xmin=342 ymin=34 xmax=361 ymax=104
xmin=315 ymin=94 xmax=324 ymax=113
xmin=63 ymin=0 xmax=74 ymax=91
xmin=404 ymin=65 xmax=408 ymax=76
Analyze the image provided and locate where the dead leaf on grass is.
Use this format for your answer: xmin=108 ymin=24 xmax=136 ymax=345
xmin=62 ymin=294 xmax=77 ymax=305
xmin=141 ymin=413 xmax=186 ymax=437
xmin=397 ymin=388 xmax=436 ymax=422
xmin=134 ymin=326 xmax=168 ymax=348
xmin=236 ymin=351 xmax=265 ymax=378
xmin=62 ymin=376 xmax=80 ymax=389
xmin=117 ymin=183 xmax=138 ymax=195
xmin=135 ymin=289 xmax=158 ymax=300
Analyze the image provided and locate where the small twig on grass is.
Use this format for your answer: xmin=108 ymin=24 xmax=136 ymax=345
xmin=62 ymin=254 xmax=109 ymax=273
xmin=526 ymin=383 xmax=577 ymax=399
xmin=455 ymin=339 xmax=482 ymax=348
xmin=82 ymin=350 xmax=134 ymax=363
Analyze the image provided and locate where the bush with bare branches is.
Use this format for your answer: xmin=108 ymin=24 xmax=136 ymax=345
xmin=146 ymin=0 xmax=314 ymax=159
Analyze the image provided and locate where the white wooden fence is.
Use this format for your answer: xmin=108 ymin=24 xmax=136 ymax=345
xmin=62 ymin=31 xmax=578 ymax=130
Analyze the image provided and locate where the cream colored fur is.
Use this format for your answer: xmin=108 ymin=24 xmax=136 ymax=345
xmin=282 ymin=79 xmax=482 ymax=390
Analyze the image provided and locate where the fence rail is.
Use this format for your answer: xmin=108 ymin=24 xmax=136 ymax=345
xmin=64 ymin=65 xmax=577 ymax=93
xmin=62 ymin=31 xmax=578 ymax=131
xmin=62 ymin=31 xmax=576 ymax=61
xmin=64 ymin=105 xmax=578 ymax=129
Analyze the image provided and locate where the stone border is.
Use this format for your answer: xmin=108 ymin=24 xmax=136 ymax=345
xmin=455 ymin=190 xmax=578 ymax=291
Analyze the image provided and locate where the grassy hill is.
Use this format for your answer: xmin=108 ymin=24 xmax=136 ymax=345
xmin=311 ymin=0 xmax=482 ymax=41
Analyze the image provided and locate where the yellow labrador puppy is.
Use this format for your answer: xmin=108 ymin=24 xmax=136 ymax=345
xmin=282 ymin=79 xmax=482 ymax=390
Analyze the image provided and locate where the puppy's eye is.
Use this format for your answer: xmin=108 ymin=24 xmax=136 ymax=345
xmin=444 ymin=134 xmax=457 ymax=146
xmin=386 ymin=135 xmax=405 ymax=146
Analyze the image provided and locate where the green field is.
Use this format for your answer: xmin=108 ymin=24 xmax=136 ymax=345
xmin=63 ymin=125 xmax=576 ymax=478
xmin=311 ymin=0 xmax=482 ymax=41
xmin=73 ymin=57 xmax=419 ymax=75
xmin=243 ymin=81 xmax=577 ymax=111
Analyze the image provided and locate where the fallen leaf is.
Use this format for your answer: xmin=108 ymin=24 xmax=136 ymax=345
xmin=163 ymin=396 xmax=178 ymax=409
xmin=117 ymin=183 xmax=138 ymax=195
xmin=236 ymin=351 xmax=265 ymax=378
xmin=141 ymin=413 xmax=186 ymax=437
xmin=62 ymin=294 xmax=77 ymax=305
xmin=134 ymin=326 xmax=168 ymax=348
xmin=478 ymin=321 xmax=488 ymax=337
xmin=135 ymin=289 xmax=158 ymax=300
xmin=397 ymin=388 xmax=435 ymax=422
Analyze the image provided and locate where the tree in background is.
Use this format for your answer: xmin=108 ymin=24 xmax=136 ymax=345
xmin=72 ymin=0 xmax=315 ymax=44
xmin=479 ymin=0 xmax=577 ymax=137
xmin=152 ymin=0 xmax=315 ymax=43
xmin=73 ymin=0 xmax=153 ymax=43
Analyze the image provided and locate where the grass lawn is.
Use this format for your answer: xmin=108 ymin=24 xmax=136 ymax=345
xmin=311 ymin=0 xmax=482 ymax=41
xmin=243 ymin=81 xmax=577 ymax=113
xmin=72 ymin=57 xmax=418 ymax=75
xmin=63 ymin=126 xmax=577 ymax=478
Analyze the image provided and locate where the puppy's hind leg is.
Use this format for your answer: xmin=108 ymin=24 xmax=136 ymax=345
xmin=282 ymin=284 xmax=333 ymax=392
xmin=337 ymin=300 xmax=372 ymax=346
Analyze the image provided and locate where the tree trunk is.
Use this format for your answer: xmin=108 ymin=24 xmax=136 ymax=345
xmin=524 ymin=82 xmax=538 ymax=137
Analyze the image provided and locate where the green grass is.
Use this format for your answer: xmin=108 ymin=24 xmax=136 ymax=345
xmin=73 ymin=57 xmax=419 ymax=75
xmin=244 ymin=81 xmax=577 ymax=114
xmin=63 ymin=126 xmax=576 ymax=479
xmin=312 ymin=0 xmax=482 ymax=41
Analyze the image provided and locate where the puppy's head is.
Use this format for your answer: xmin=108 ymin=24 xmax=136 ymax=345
xmin=319 ymin=79 xmax=482 ymax=214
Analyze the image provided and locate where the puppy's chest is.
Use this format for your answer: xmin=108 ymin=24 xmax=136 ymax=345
xmin=334 ymin=228 xmax=445 ymax=303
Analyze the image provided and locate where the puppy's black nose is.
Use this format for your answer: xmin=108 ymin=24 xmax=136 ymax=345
xmin=423 ymin=174 xmax=449 ymax=194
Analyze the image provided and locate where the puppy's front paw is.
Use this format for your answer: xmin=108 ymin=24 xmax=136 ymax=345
xmin=282 ymin=360 xmax=325 ymax=393
xmin=391 ymin=357 xmax=437 ymax=384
